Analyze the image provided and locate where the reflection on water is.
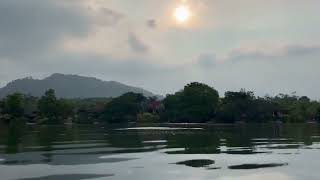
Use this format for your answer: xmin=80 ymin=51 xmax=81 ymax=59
xmin=0 ymin=124 xmax=320 ymax=179
xmin=115 ymin=127 xmax=204 ymax=130
xmin=174 ymin=159 xmax=215 ymax=167
xmin=228 ymin=163 xmax=288 ymax=169
xmin=15 ymin=174 xmax=113 ymax=180
xmin=217 ymin=172 xmax=292 ymax=180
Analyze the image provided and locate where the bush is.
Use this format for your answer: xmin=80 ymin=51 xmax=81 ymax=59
xmin=137 ymin=113 xmax=160 ymax=123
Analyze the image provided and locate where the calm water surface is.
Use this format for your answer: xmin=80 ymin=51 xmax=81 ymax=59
xmin=0 ymin=123 xmax=320 ymax=180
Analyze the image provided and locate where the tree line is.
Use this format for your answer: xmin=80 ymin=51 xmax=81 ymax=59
xmin=1 ymin=82 xmax=320 ymax=124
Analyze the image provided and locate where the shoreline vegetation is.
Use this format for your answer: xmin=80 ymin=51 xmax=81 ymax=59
xmin=1 ymin=82 xmax=320 ymax=125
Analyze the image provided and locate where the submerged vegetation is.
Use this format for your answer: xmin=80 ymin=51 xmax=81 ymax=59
xmin=1 ymin=82 xmax=320 ymax=125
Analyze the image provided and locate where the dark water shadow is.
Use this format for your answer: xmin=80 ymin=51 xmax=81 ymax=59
xmin=45 ymin=146 xmax=166 ymax=156
xmin=206 ymin=167 xmax=222 ymax=170
xmin=15 ymin=174 xmax=113 ymax=180
xmin=165 ymin=148 xmax=220 ymax=154
xmin=47 ymin=157 xmax=138 ymax=165
xmin=228 ymin=163 xmax=288 ymax=169
xmin=174 ymin=159 xmax=215 ymax=168
xmin=264 ymin=144 xmax=303 ymax=149
xmin=132 ymin=166 xmax=144 ymax=169
xmin=222 ymin=150 xmax=271 ymax=154
xmin=2 ymin=154 xmax=137 ymax=166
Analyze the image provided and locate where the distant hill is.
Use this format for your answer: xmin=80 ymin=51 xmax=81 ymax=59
xmin=0 ymin=73 xmax=155 ymax=99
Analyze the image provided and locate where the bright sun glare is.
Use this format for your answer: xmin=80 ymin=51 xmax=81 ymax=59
xmin=174 ymin=5 xmax=191 ymax=23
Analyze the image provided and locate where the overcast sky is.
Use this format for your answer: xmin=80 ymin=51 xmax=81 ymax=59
xmin=0 ymin=0 xmax=320 ymax=98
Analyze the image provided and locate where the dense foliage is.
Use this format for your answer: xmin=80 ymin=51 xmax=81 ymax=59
xmin=102 ymin=92 xmax=146 ymax=123
xmin=1 ymin=82 xmax=320 ymax=124
xmin=37 ymin=89 xmax=75 ymax=124
xmin=2 ymin=93 xmax=25 ymax=118
xmin=163 ymin=82 xmax=219 ymax=123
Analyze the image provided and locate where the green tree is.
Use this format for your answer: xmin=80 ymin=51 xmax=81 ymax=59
xmin=103 ymin=92 xmax=147 ymax=123
xmin=38 ymin=89 xmax=60 ymax=123
xmin=4 ymin=93 xmax=25 ymax=118
xmin=0 ymin=99 xmax=4 ymax=111
xmin=217 ymin=91 xmax=306 ymax=123
xmin=58 ymin=99 xmax=75 ymax=120
xmin=316 ymin=107 xmax=320 ymax=122
xmin=163 ymin=82 xmax=219 ymax=123
xmin=217 ymin=90 xmax=258 ymax=123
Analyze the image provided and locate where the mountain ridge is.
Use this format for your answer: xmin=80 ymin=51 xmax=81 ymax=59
xmin=0 ymin=73 xmax=155 ymax=99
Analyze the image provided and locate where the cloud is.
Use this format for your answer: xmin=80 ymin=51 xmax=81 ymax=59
xmin=228 ymin=49 xmax=277 ymax=62
xmin=0 ymin=0 xmax=92 ymax=59
xmin=128 ymin=33 xmax=149 ymax=53
xmin=94 ymin=7 xmax=125 ymax=26
xmin=227 ymin=44 xmax=320 ymax=62
xmin=284 ymin=45 xmax=320 ymax=57
xmin=197 ymin=54 xmax=217 ymax=68
xmin=146 ymin=19 xmax=157 ymax=28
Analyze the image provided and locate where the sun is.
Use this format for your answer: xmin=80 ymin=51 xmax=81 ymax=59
xmin=174 ymin=5 xmax=191 ymax=23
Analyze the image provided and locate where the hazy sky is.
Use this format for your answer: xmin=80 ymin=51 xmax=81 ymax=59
xmin=0 ymin=0 xmax=320 ymax=98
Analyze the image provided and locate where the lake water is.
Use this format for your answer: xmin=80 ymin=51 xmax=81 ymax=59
xmin=0 ymin=123 xmax=320 ymax=180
